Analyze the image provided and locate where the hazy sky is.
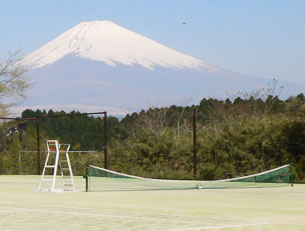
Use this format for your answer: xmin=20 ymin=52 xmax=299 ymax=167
xmin=1 ymin=0 xmax=304 ymax=84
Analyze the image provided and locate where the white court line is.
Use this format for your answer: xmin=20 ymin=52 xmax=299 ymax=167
xmin=0 ymin=201 xmax=202 ymax=219
xmin=0 ymin=205 xmax=206 ymax=225
xmin=173 ymin=222 xmax=270 ymax=230
xmin=0 ymin=204 xmax=270 ymax=230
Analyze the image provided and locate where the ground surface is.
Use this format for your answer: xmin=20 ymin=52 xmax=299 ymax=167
xmin=0 ymin=175 xmax=304 ymax=231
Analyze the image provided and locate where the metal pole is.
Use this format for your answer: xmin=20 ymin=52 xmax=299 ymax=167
xmin=82 ymin=162 xmax=90 ymax=192
xmin=193 ymin=107 xmax=197 ymax=178
xmin=18 ymin=150 xmax=21 ymax=174
xmin=104 ymin=112 xmax=108 ymax=169
xmin=36 ymin=118 xmax=41 ymax=175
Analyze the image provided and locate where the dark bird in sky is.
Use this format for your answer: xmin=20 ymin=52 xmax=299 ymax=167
xmin=182 ymin=22 xmax=186 ymax=24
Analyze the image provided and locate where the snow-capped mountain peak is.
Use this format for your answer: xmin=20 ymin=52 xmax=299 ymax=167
xmin=23 ymin=20 xmax=218 ymax=71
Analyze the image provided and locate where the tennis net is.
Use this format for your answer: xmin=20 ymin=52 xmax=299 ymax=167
xmin=85 ymin=164 xmax=292 ymax=191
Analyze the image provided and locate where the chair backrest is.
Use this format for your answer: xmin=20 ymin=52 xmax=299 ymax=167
xmin=47 ymin=140 xmax=59 ymax=152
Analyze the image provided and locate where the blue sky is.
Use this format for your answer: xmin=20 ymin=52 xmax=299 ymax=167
xmin=1 ymin=0 xmax=305 ymax=84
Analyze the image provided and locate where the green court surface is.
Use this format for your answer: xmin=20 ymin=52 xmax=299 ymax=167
xmin=0 ymin=175 xmax=304 ymax=231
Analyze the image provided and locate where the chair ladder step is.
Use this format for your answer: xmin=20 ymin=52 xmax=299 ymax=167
xmin=45 ymin=165 xmax=56 ymax=168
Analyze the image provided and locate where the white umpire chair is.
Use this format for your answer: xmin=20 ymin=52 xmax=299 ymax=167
xmin=38 ymin=140 xmax=76 ymax=192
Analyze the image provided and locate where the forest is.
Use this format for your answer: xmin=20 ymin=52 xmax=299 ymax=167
xmin=0 ymin=90 xmax=305 ymax=182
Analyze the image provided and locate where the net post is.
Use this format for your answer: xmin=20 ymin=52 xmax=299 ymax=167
xmin=103 ymin=112 xmax=108 ymax=169
xmin=84 ymin=163 xmax=89 ymax=192
xmin=288 ymin=165 xmax=294 ymax=187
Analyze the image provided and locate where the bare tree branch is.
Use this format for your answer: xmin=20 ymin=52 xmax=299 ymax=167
xmin=0 ymin=50 xmax=30 ymax=116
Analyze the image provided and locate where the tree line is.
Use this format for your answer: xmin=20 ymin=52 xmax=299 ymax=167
xmin=0 ymin=92 xmax=304 ymax=181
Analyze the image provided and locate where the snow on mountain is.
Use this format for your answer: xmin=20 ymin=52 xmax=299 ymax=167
xmin=23 ymin=20 xmax=218 ymax=71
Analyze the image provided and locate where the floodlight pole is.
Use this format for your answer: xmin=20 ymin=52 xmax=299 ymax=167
xmin=193 ymin=107 xmax=197 ymax=178
xmin=104 ymin=112 xmax=108 ymax=169
xmin=36 ymin=118 xmax=41 ymax=175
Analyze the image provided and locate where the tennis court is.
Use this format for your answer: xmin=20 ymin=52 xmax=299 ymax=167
xmin=0 ymin=175 xmax=304 ymax=230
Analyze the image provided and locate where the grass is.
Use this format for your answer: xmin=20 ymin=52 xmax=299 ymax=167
xmin=0 ymin=175 xmax=304 ymax=230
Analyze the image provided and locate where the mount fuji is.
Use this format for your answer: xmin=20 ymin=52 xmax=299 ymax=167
xmin=20 ymin=20 xmax=305 ymax=115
